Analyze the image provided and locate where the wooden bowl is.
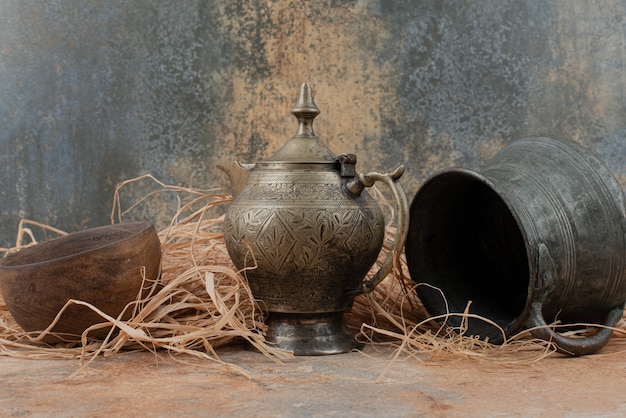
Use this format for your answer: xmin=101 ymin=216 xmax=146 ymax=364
xmin=0 ymin=222 xmax=161 ymax=341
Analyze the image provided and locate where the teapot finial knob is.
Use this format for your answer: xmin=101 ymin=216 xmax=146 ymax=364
xmin=291 ymin=83 xmax=320 ymax=138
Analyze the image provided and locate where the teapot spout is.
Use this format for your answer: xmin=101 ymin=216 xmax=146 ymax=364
xmin=218 ymin=160 xmax=254 ymax=198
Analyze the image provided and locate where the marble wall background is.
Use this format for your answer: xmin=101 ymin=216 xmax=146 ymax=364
xmin=1 ymin=0 xmax=625 ymax=247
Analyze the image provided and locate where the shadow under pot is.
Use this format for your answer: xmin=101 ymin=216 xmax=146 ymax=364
xmin=406 ymin=137 xmax=626 ymax=356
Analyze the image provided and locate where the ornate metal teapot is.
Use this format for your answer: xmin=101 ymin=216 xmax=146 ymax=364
xmin=222 ymin=83 xmax=409 ymax=355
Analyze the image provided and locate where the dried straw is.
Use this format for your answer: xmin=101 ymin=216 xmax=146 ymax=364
xmin=1 ymin=174 xmax=626 ymax=376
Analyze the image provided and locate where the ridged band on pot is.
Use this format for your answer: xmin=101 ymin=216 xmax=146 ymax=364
xmin=406 ymin=137 xmax=626 ymax=356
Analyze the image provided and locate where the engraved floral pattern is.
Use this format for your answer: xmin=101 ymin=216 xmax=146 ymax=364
xmin=223 ymin=174 xmax=386 ymax=312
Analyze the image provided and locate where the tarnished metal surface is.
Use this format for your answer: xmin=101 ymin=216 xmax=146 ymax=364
xmin=407 ymin=137 xmax=626 ymax=355
xmin=1 ymin=1 xmax=626 ymax=248
xmin=223 ymin=84 xmax=408 ymax=354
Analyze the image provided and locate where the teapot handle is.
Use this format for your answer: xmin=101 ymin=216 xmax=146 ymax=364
xmin=347 ymin=165 xmax=409 ymax=296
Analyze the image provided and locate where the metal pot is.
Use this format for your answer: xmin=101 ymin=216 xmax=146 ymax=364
xmin=222 ymin=83 xmax=409 ymax=355
xmin=406 ymin=137 xmax=626 ymax=356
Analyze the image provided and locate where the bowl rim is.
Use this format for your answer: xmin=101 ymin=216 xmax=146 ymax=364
xmin=0 ymin=221 xmax=157 ymax=269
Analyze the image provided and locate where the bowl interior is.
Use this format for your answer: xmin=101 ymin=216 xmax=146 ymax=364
xmin=0 ymin=222 xmax=152 ymax=267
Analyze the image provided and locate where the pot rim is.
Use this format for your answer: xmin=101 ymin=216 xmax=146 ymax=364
xmin=0 ymin=221 xmax=156 ymax=270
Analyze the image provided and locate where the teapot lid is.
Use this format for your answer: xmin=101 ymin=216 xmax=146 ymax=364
xmin=263 ymin=83 xmax=337 ymax=164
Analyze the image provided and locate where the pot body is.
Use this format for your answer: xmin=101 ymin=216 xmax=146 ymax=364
xmin=407 ymin=137 xmax=626 ymax=354
xmin=224 ymin=163 xmax=385 ymax=314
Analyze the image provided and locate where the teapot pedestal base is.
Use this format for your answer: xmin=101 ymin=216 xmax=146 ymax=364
xmin=265 ymin=312 xmax=361 ymax=356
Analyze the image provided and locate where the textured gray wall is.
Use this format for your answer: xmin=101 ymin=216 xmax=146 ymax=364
xmin=1 ymin=0 xmax=625 ymax=247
